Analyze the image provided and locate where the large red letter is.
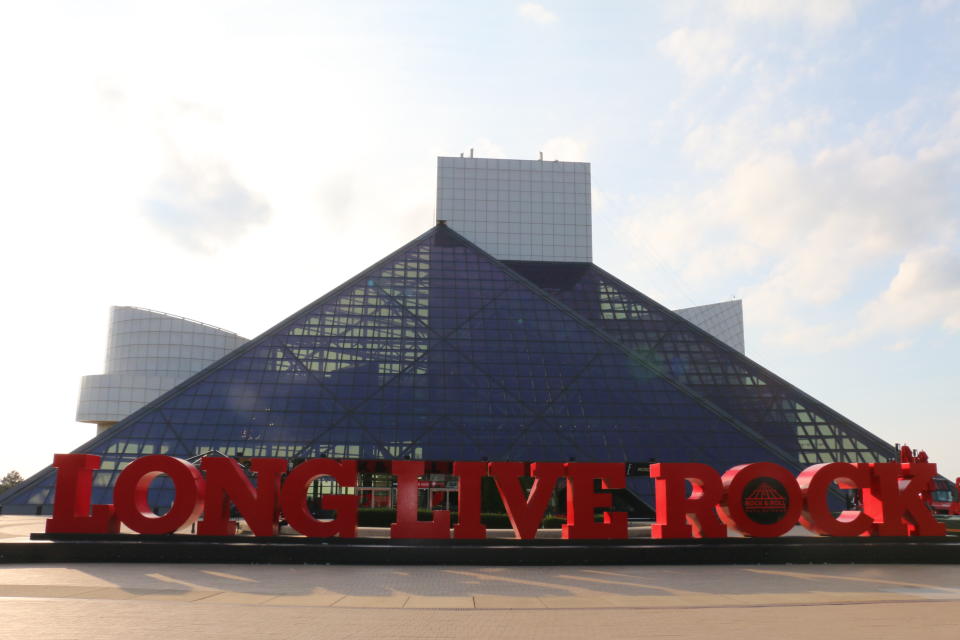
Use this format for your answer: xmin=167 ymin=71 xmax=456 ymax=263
xmin=198 ymin=457 xmax=285 ymax=537
xmin=453 ymin=461 xmax=487 ymax=539
xmin=798 ymin=462 xmax=872 ymax=537
xmin=489 ymin=462 xmax=563 ymax=539
xmin=862 ymin=462 xmax=945 ymax=536
xmin=562 ymin=463 xmax=628 ymax=540
xmin=45 ymin=454 xmax=119 ymax=534
xmin=113 ymin=455 xmax=204 ymax=534
xmin=650 ymin=463 xmax=725 ymax=539
xmin=280 ymin=458 xmax=358 ymax=538
xmin=389 ymin=460 xmax=450 ymax=539
xmin=718 ymin=462 xmax=802 ymax=537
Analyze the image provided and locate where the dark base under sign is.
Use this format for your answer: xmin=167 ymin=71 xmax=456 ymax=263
xmin=3 ymin=534 xmax=960 ymax=565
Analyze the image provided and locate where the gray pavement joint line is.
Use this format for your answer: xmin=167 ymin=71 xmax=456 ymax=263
xmin=0 ymin=584 xmax=107 ymax=598
xmin=745 ymin=567 xmax=960 ymax=592
xmin=185 ymin=591 xmax=224 ymax=603
xmin=260 ymin=593 xmax=347 ymax=607
xmin=4 ymin=594 xmax=960 ymax=611
xmin=440 ymin=568 xmax=586 ymax=595
xmin=551 ymin=572 xmax=701 ymax=594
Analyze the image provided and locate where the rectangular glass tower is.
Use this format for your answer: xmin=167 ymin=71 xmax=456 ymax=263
xmin=436 ymin=156 xmax=592 ymax=262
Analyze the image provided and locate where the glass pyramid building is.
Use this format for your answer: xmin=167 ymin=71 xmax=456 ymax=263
xmin=0 ymin=225 xmax=897 ymax=514
xmin=0 ymin=157 xmax=898 ymax=514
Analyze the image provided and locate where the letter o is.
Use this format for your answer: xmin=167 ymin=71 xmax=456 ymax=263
xmin=718 ymin=462 xmax=802 ymax=537
xmin=114 ymin=455 xmax=205 ymax=534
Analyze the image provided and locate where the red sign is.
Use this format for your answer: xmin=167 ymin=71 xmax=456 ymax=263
xmin=43 ymin=455 xmax=946 ymax=540
xmin=650 ymin=461 xmax=945 ymax=538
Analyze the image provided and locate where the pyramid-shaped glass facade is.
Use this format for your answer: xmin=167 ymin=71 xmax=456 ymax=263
xmin=0 ymin=225 xmax=896 ymax=513
xmin=506 ymin=261 xmax=894 ymax=467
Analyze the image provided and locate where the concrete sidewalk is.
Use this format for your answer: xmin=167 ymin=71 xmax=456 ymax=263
xmin=3 ymin=515 xmax=960 ymax=638
xmin=2 ymin=562 xmax=960 ymax=639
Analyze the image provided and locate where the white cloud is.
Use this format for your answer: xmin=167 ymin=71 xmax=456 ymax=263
xmin=541 ymin=136 xmax=589 ymax=162
xmin=921 ymin=0 xmax=957 ymax=13
xmin=684 ymin=109 xmax=832 ymax=169
xmin=860 ymin=246 xmax=960 ymax=334
xmin=725 ymin=0 xmax=863 ymax=29
xmin=917 ymin=99 xmax=960 ymax=163
xmin=143 ymin=155 xmax=271 ymax=254
xmin=468 ymin=138 xmax=508 ymax=158
xmin=625 ymin=128 xmax=957 ymax=350
xmin=657 ymin=28 xmax=738 ymax=79
xmin=638 ymin=143 xmax=947 ymax=272
xmin=591 ymin=186 xmax=609 ymax=213
xmin=517 ymin=3 xmax=558 ymax=24
xmin=885 ymin=338 xmax=914 ymax=351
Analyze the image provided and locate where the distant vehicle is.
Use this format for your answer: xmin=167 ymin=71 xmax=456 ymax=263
xmin=928 ymin=476 xmax=960 ymax=516
xmin=897 ymin=444 xmax=960 ymax=516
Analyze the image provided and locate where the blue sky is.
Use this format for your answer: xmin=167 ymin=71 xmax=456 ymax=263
xmin=0 ymin=1 xmax=957 ymax=479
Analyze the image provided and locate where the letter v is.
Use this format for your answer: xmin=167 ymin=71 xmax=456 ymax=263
xmin=489 ymin=462 xmax=564 ymax=539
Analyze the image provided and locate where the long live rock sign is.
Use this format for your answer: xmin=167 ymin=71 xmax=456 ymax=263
xmin=43 ymin=454 xmax=945 ymax=540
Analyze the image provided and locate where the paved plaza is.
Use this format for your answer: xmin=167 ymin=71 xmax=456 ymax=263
xmin=3 ymin=516 xmax=960 ymax=639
